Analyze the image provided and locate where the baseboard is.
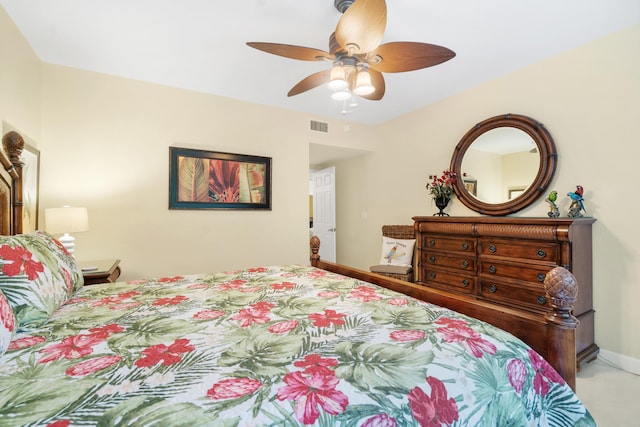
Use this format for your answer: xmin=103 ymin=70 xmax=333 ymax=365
xmin=598 ymin=349 xmax=640 ymax=375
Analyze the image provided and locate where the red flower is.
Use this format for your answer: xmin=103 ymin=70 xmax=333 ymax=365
xmin=7 ymin=335 xmax=46 ymax=351
xmin=232 ymin=302 xmax=274 ymax=327
xmin=388 ymin=298 xmax=408 ymax=306
xmin=135 ymin=338 xmax=195 ymax=368
xmin=0 ymin=292 xmax=15 ymax=332
xmin=528 ymin=349 xmax=565 ymax=396
xmin=277 ymin=371 xmax=348 ymax=424
xmin=207 ymin=377 xmax=262 ymax=400
xmin=39 ymin=333 xmax=105 ymax=363
xmin=408 ymin=376 xmax=459 ymax=427
xmin=507 ymin=358 xmax=527 ymax=393
xmin=157 ymin=276 xmax=184 ymax=283
xmin=293 ymin=354 xmax=338 ymax=376
xmin=390 ymin=330 xmax=426 ymax=342
xmin=247 ymin=267 xmax=267 ymax=273
xmin=272 ymin=281 xmax=295 ymax=290
xmin=361 ymin=414 xmax=398 ymax=427
xmin=350 ymin=286 xmax=382 ymax=302
xmin=152 ymin=295 xmax=188 ymax=306
xmin=308 ymin=309 xmax=346 ymax=328
xmin=91 ymin=291 xmax=140 ymax=307
xmin=193 ymin=309 xmax=225 ymax=320
xmin=0 ymin=244 xmax=44 ymax=280
xmin=66 ymin=355 xmax=122 ymax=377
xmin=435 ymin=317 xmax=497 ymax=358
xmin=88 ymin=324 xmax=124 ymax=339
xmin=47 ymin=421 xmax=70 ymax=427
xmin=269 ymin=320 xmax=299 ymax=334
xmin=218 ymin=279 xmax=246 ymax=291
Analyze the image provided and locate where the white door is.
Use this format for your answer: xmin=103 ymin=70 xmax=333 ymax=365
xmin=311 ymin=167 xmax=336 ymax=262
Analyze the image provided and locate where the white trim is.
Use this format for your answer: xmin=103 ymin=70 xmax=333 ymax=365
xmin=598 ymin=349 xmax=640 ymax=376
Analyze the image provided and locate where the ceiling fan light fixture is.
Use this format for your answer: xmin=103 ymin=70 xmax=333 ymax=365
xmin=331 ymin=89 xmax=352 ymax=101
xmin=327 ymin=62 xmax=349 ymax=91
xmin=353 ymin=67 xmax=375 ymax=96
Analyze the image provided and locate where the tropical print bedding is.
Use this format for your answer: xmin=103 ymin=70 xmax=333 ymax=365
xmin=0 ymin=265 xmax=594 ymax=426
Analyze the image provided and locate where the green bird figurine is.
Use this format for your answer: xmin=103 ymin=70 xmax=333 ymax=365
xmin=546 ymin=190 xmax=560 ymax=218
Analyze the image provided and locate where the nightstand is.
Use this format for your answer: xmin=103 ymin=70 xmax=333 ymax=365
xmin=79 ymin=259 xmax=121 ymax=285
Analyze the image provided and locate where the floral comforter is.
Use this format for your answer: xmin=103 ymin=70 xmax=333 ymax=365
xmin=0 ymin=265 xmax=594 ymax=426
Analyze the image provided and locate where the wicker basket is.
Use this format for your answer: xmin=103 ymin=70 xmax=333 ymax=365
xmin=369 ymin=225 xmax=416 ymax=282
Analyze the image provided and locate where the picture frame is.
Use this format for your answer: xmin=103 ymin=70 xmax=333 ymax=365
xmin=169 ymin=147 xmax=272 ymax=210
xmin=22 ymin=143 xmax=40 ymax=232
xmin=463 ymin=178 xmax=477 ymax=196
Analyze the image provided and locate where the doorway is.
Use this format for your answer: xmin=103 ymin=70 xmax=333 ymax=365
xmin=310 ymin=166 xmax=336 ymax=262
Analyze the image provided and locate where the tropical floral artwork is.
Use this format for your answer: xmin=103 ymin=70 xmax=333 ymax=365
xmin=169 ymin=147 xmax=271 ymax=210
xmin=0 ymin=266 xmax=595 ymax=426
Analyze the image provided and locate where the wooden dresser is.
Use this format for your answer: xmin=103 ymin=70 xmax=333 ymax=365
xmin=413 ymin=216 xmax=597 ymax=366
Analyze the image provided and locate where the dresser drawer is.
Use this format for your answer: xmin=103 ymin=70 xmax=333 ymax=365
xmin=478 ymin=238 xmax=560 ymax=263
xmin=422 ymin=267 xmax=475 ymax=293
xmin=422 ymin=235 xmax=475 ymax=254
xmin=478 ymin=260 xmax=555 ymax=285
xmin=423 ymin=251 xmax=475 ymax=271
xmin=478 ymin=278 xmax=549 ymax=311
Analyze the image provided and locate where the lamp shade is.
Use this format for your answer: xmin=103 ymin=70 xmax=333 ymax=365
xmin=45 ymin=207 xmax=89 ymax=234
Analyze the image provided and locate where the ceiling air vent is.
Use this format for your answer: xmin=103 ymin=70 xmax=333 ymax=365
xmin=310 ymin=120 xmax=328 ymax=133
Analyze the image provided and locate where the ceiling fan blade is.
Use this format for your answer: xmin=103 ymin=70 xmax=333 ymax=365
xmin=335 ymin=0 xmax=387 ymax=55
xmin=368 ymin=42 xmax=455 ymax=73
xmin=246 ymin=42 xmax=333 ymax=61
xmin=360 ymin=69 xmax=385 ymax=101
xmin=288 ymin=70 xmax=331 ymax=97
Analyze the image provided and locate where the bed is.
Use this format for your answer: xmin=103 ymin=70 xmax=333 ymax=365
xmin=0 ymin=135 xmax=594 ymax=426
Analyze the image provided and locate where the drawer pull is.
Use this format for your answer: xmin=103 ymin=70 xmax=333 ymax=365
xmin=537 ymin=249 xmax=547 ymax=258
xmin=537 ymin=296 xmax=547 ymax=305
xmin=461 ymin=242 xmax=469 ymax=250
xmin=462 ymin=279 xmax=470 ymax=287
xmin=429 ymin=256 xmax=436 ymax=263
xmin=429 ymin=272 xmax=436 ymax=280
xmin=429 ymin=239 xmax=436 ymax=247
xmin=488 ymin=265 xmax=497 ymax=274
xmin=489 ymin=244 xmax=497 ymax=253
xmin=462 ymin=260 xmax=469 ymax=268
xmin=488 ymin=285 xmax=497 ymax=293
xmin=536 ymin=273 xmax=546 ymax=282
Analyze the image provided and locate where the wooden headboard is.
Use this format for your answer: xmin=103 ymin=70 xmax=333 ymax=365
xmin=0 ymin=131 xmax=25 ymax=236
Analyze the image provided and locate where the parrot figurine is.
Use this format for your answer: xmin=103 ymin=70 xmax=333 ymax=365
xmin=545 ymin=190 xmax=560 ymax=218
xmin=567 ymin=185 xmax=586 ymax=218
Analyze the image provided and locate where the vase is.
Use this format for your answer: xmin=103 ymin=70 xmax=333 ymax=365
xmin=433 ymin=196 xmax=450 ymax=216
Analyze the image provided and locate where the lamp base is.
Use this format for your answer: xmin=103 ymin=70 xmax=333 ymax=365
xmin=57 ymin=233 xmax=76 ymax=257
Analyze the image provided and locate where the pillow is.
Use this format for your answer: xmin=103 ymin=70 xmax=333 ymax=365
xmin=0 ymin=231 xmax=84 ymax=329
xmin=379 ymin=236 xmax=415 ymax=267
xmin=0 ymin=289 xmax=16 ymax=358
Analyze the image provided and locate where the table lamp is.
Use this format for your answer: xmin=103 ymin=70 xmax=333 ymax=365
xmin=44 ymin=206 xmax=89 ymax=256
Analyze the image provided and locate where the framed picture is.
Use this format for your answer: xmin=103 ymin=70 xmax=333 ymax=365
xmin=169 ymin=147 xmax=272 ymax=210
xmin=22 ymin=143 xmax=40 ymax=232
xmin=463 ymin=178 xmax=477 ymax=196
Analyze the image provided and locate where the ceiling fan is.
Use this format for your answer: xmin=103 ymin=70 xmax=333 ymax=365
xmin=246 ymin=0 xmax=455 ymax=102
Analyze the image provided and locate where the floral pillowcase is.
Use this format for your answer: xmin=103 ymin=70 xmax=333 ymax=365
xmin=0 ymin=231 xmax=84 ymax=330
xmin=0 ymin=289 xmax=16 ymax=358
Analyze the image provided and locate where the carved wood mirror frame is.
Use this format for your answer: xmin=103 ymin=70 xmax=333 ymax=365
xmin=450 ymin=113 xmax=557 ymax=216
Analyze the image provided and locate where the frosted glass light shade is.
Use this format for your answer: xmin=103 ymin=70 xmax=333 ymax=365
xmin=353 ymin=69 xmax=375 ymax=96
xmin=331 ymin=90 xmax=352 ymax=101
xmin=327 ymin=64 xmax=348 ymax=91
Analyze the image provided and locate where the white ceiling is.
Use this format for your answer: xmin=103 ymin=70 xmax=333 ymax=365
xmin=2 ymin=0 xmax=639 ymax=128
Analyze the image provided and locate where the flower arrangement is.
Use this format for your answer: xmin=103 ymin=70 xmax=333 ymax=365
xmin=426 ymin=170 xmax=457 ymax=200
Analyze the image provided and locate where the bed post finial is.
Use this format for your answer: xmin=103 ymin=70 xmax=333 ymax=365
xmin=310 ymin=235 xmax=320 ymax=267
xmin=544 ymin=266 xmax=579 ymax=390
xmin=2 ymin=131 xmax=25 ymax=235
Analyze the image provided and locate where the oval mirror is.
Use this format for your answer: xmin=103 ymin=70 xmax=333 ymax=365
xmin=450 ymin=114 xmax=557 ymax=216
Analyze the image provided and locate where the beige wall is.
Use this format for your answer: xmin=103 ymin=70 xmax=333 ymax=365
xmin=335 ymin=25 xmax=640 ymax=365
xmin=2 ymin=4 xmax=638 ymax=366
xmin=0 ymin=7 xmax=41 ymax=145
